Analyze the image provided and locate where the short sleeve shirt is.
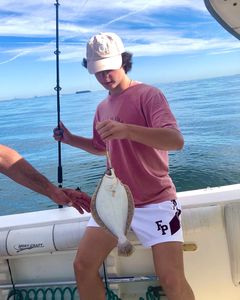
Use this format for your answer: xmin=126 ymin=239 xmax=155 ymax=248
xmin=92 ymin=83 xmax=179 ymax=207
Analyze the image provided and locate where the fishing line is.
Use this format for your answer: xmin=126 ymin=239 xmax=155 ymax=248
xmin=103 ymin=261 xmax=110 ymax=296
xmin=6 ymin=259 xmax=23 ymax=300
xmin=54 ymin=0 xmax=63 ymax=208
xmin=6 ymin=260 xmax=14 ymax=289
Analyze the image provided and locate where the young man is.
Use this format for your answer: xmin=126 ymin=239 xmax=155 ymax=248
xmin=54 ymin=32 xmax=195 ymax=300
xmin=0 ymin=144 xmax=90 ymax=213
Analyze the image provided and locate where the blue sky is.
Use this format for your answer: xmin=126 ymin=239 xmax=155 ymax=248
xmin=0 ymin=0 xmax=240 ymax=100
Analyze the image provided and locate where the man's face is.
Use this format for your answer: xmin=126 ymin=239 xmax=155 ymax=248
xmin=95 ymin=68 xmax=125 ymax=92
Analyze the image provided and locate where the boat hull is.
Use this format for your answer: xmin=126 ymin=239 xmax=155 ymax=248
xmin=0 ymin=184 xmax=240 ymax=299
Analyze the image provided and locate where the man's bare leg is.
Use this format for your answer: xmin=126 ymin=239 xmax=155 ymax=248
xmin=152 ymin=242 xmax=195 ymax=300
xmin=74 ymin=227 xmax=117 ymax=300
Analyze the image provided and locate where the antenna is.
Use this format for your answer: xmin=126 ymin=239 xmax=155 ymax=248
xmin=54 ymin=0 xmax=63 ymax=208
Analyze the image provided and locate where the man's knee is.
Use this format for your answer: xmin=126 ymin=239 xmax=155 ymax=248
xmin=73 ymin=256 xmax=94 ymax=278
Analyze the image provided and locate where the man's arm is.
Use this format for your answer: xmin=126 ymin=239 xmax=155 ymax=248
xmin=96 ymin=120 xmax=184 ymax=151
xmin=0 ymin=144 xmax=61 ymax=198
xmin=0 ymin=144 xmax=91 ymax=213
xmin=53 ymin=122 xmax=105 ymax=155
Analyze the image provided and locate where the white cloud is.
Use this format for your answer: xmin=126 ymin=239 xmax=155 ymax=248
xmin=0 ymin=50 xmax=30 ymax=65
xmin=0 ymin=0 xmax=239 ymax=65
xmin=127 ymin=37 xmax=240 ymax=57
xmin=0 ymin=0 xmax=207 ymax=36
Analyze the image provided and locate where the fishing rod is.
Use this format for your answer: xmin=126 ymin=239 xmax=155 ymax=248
xmin=54 ymin=0 xmax=63 ymax=208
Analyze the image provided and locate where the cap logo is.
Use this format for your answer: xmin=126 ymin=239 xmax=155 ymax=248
xmin=96 ymin=40 xmax=110 ymax=55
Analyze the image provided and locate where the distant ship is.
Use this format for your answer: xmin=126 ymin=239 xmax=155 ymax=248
xmin=75 ymin=90 xmax=91 ymax=94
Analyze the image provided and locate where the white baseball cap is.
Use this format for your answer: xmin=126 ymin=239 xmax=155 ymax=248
xmin=86 ymin=32 xmax=125 ymax=74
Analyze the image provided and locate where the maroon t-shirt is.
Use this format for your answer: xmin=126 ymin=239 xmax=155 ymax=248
xmin=92 ymin=83 xmax=180 ymax=207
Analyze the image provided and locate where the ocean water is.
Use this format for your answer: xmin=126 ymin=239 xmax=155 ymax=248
xmin=0 ymin=74 xmax=240 ymax=216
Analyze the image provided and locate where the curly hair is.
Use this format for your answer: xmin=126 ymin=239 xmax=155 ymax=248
xmin=82 ymin=51 xmax=133 ymax=74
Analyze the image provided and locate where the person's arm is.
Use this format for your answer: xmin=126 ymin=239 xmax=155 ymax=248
xmin=96 ymin=120 xmax=184 ymax=151
xmin=53 ymin=122 xmax=105 ymax=155
xmin=0 ymin=144 xmax=91 ymax=213
xmin=0 ymin=144 xmax=60 ymax=198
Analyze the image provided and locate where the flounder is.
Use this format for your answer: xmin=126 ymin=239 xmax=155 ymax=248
xmin=91 ymin=168 xmax=134 ymax=256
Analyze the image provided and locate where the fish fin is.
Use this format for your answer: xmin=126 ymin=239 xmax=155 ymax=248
xmin=118 ymin=240 xmax=134 ymax=256
xmin=124 ymin=184 xmax=135 ymax=234
xmin=91 ymin=179 xmax=108 ymax=230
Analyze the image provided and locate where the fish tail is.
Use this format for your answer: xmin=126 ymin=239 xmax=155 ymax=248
xmin=118 ymin=240 xmax=134 ymax=257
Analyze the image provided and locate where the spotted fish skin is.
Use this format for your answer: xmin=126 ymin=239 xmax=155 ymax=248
xmin=91 ymin=168 xmax=134 ymax=256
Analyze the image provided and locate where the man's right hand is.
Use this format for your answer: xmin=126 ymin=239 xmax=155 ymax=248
xmin=62 ymin=189 xmax=91 ymax=214
xmin=53 ymin=121 xmax=72 ymax=144
xmin=50 ymin=187 xmax=91 ymax=214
